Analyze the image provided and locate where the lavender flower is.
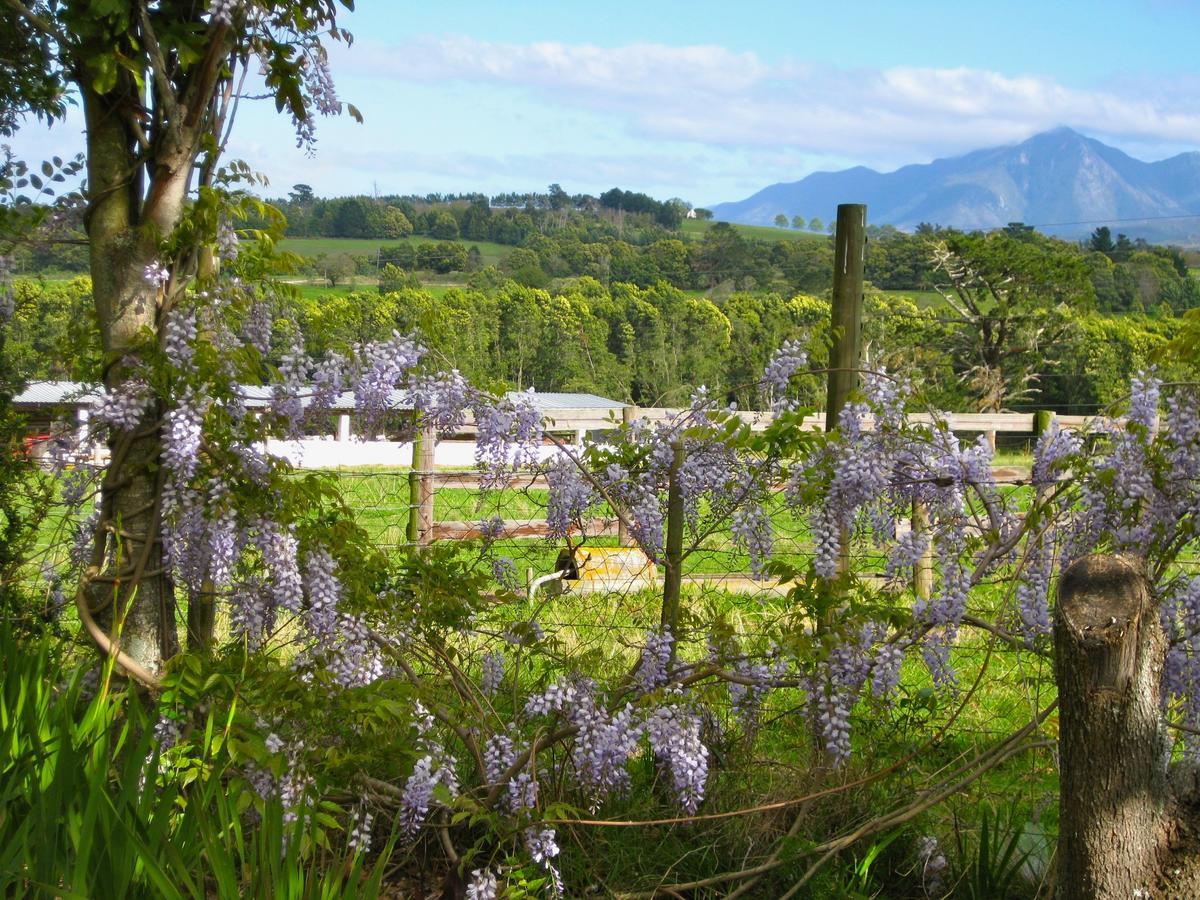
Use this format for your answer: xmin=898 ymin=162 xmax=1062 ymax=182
xmin=216 ymin=219 xmax=239 ymax=262
xmin=164 ymin=306 xmax=197 ymax=369
xmin=731 ymin=503 xmax=773 ymax=574
xmin=918 ymin=834 xmax=948 ymax=897
xmin=408 ymin=370 xmax=471 ymax=431
xmin=143 ymin=261 xmax=169 ymax=288
xmin=465 ymin=869 xmax=499 ymax=900
xmin=524 ymin=679 xmax=588 ymax=718
xmin=230 ymin=578 xmax=274 ymax=648
xmin=1129 ymin=369 xmax=1161 ymax=431
xmin=302 ymin=547 xmax=341 ymax=640
xmin=645 ymin=703 xmax=708 ymax=813
xmin=546 ymin=457 xmax=594 ymax=538
xmin=761 ymin=339 xmax=809 ymax=411
xmin=815 ymin=687 xmax=854 ymax=765
xmin=483 ymin=734 xmax=515 ymax=785
xmin=481 ymin=651 xmax=505 ymax=696
xmin=524 ymin=826 xmax=560 ymax=865
xmin=636 ymin=629 xmax=673 ymax=692
xmin=163 ymin=389 xmax=205 ymax=483
xmin=870 ymin=642 xmax=904 ymax=699
xmin=94 ymin=380 xmax=152 ymax=432
xmin=325 ymin=614 xmax=386 ymax=688
xmin=253 ymin=518 xmax=304 ymax=615
xmin=207 ymin=0 xmax=238 ymax=25
xmin=302 ymin=48 xmax=342 ymax=116
xmin=571 ymin=699 xmax=641 ymax=800
xmin=1016 ymin=534 xmax=1054 ymax=641
xmin=400 ymin=754 xmax=458 ymax=837
xmin=1031 ymin=421 xmax=1081 ymax=487
xmin=309 ymin=353 xmax=345 ymax=414
xmin=347 ymin=807 xmax=373 ymax=853
xmin=491 ymin=555 xmax=519 ymax=590
xmin=242 ymin=300 xmax=273 ymax=357
xmin=524 ymin=827 xmax=565 ymax=894
xmin=473 ymin=391 xmax=544 ymax=483
xmin=271 ymin=337 xmax=308 ymax=429
xmin=352 ymin=331 xmax=425 ymax=430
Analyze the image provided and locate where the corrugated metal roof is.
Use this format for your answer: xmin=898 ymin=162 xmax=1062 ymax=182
xmin=12 ymin=381 xmax=102 ymax=406
xmin=506 ymin=391 xmax=623 ymax=410
xmin=13 ymin=381 xmax=624 ymax=413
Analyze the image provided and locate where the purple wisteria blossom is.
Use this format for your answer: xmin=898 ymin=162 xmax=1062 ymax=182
xmin=645 ymin=702 xmax=708 ymax=813
xmin=546 ymin=457 xmax=594 ymax=538
xmin=635 ymin=629 xmax=673 ymax=692
xmin=143 ymin=261 xmax=169 ymax=288
xmin=352 ymin=331 xmax=424 ymax=431
xmin=162 ymin=389 xmax=205 ymax=482
xmin=465 ymin=869 xmax=499 ymax=900
xmin=400 ymin=753 xmax=458 ymax=837
xmin=761 ymin=339 xmax=809 ymax=411
xmin=481 ymin=651 xmax=505 ymax=696
xmin=94 ymin=380 xmax=152 ymax=432
xmin=164 ymin=306 xmax=197 ymax=370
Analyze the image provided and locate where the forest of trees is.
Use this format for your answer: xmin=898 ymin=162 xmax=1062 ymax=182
xmin=10 ymin=182 xmax=1199 ymax=317
xmin=7 ymin=267 xmax=1186 ymax=416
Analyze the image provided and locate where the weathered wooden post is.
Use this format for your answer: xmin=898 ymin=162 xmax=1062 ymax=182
xmin=660 ymin=440 xmax=685 ymax=651
xmin=1054 ymin=553 xmax=1168 ymax=899
xmin=827 ymin=204 xmax=867 ymax=576
xmin=825 ymin=203 xmax=867 ymax=433
xmin=618 ymin=404 xmax=637 ymax=547
xmin=406 ymin=423 xmax=437 ymax=546
xmin=1034 ymin=409 xmax=1055 ymax=440
xmin=912 ymin=499 xmax=933 ymax=601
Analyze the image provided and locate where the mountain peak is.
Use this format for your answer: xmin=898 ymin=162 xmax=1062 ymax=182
xmin=710 ymin=130 xmax=1200 ymax=242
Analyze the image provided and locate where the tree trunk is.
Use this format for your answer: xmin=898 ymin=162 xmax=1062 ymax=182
xmin=82 ymin=80 xmax=186 ymax=674
xmin=1054 ymin=554 xmax=1169 ymax=898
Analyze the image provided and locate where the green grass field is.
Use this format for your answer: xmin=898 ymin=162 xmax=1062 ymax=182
xmin=279 ymin=236 xmax=510 ymax=266
xmin=681 ymin=218 xmax=828 ymax=242
xmin=879 ymin=287 xmax=950 ymax=311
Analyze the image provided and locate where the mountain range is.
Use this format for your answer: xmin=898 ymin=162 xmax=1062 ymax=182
xmin=711 ymin=128 xmax=1200 ymax=243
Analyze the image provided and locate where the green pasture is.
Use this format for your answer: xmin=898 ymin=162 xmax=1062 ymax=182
xmin=681 ymin=218 xmax=828 ymax=242
xmin=279 ymin=236 xmax=509 ymax=266
xmin=879 ymin=287 xmax=950 ymax=311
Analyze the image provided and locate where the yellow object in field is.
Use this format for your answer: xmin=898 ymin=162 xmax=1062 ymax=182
xmin=554 ymin=546 xmax=658 ymax=594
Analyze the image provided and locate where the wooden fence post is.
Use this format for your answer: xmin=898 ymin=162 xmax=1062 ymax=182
xmin=660 ymin=440 xmax=685 ymax=651
xmin=618 ymin=404 xmax=637 ymax=547
xmin=912 ymin=499 xmax=933 ymax=601
xmin=1034 ymin=409 xmax=1055 ymax=439
xmin=407 ymin=423 xmax=436 ymax=546
xmin=827 ymin=204 xmax=866 ymax=576
xmin=825 ymin=203 xmax=867 ymax=432
xmin=1054 ymin=553 xmax=1168 ymax=898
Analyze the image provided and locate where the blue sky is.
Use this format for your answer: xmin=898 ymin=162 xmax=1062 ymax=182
xmin=9 ymin=0 xmax=1200 ymax=205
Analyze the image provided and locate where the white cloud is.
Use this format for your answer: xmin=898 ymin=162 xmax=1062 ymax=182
xmin=340 ymin=35 xmax=1200 ymax=169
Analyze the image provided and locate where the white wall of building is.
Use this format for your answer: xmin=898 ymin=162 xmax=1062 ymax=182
xmin=263 ymin=438 xmax=563 ymax=469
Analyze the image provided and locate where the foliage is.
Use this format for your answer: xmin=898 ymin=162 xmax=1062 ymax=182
xmin=928 ymin=230 xmax=1092 ymax=411
xmin=0 ymin=620 xmax=395 ymax=897
xmin=5 ymin=3 xmax=1200 ymax=898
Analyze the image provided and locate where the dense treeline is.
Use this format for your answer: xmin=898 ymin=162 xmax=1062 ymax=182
xmin=284 ymin=221 xmax=1200 ymax=317
xmin=7 ymin=272 xmax=1186 ymax=416
xmin=9 ymin=182 xmax=1199 ymax=315
xmin=291 ymin=278 xmax=1188 ymax=414
xmin=273 ymin=185 xmax=689 ymax=245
